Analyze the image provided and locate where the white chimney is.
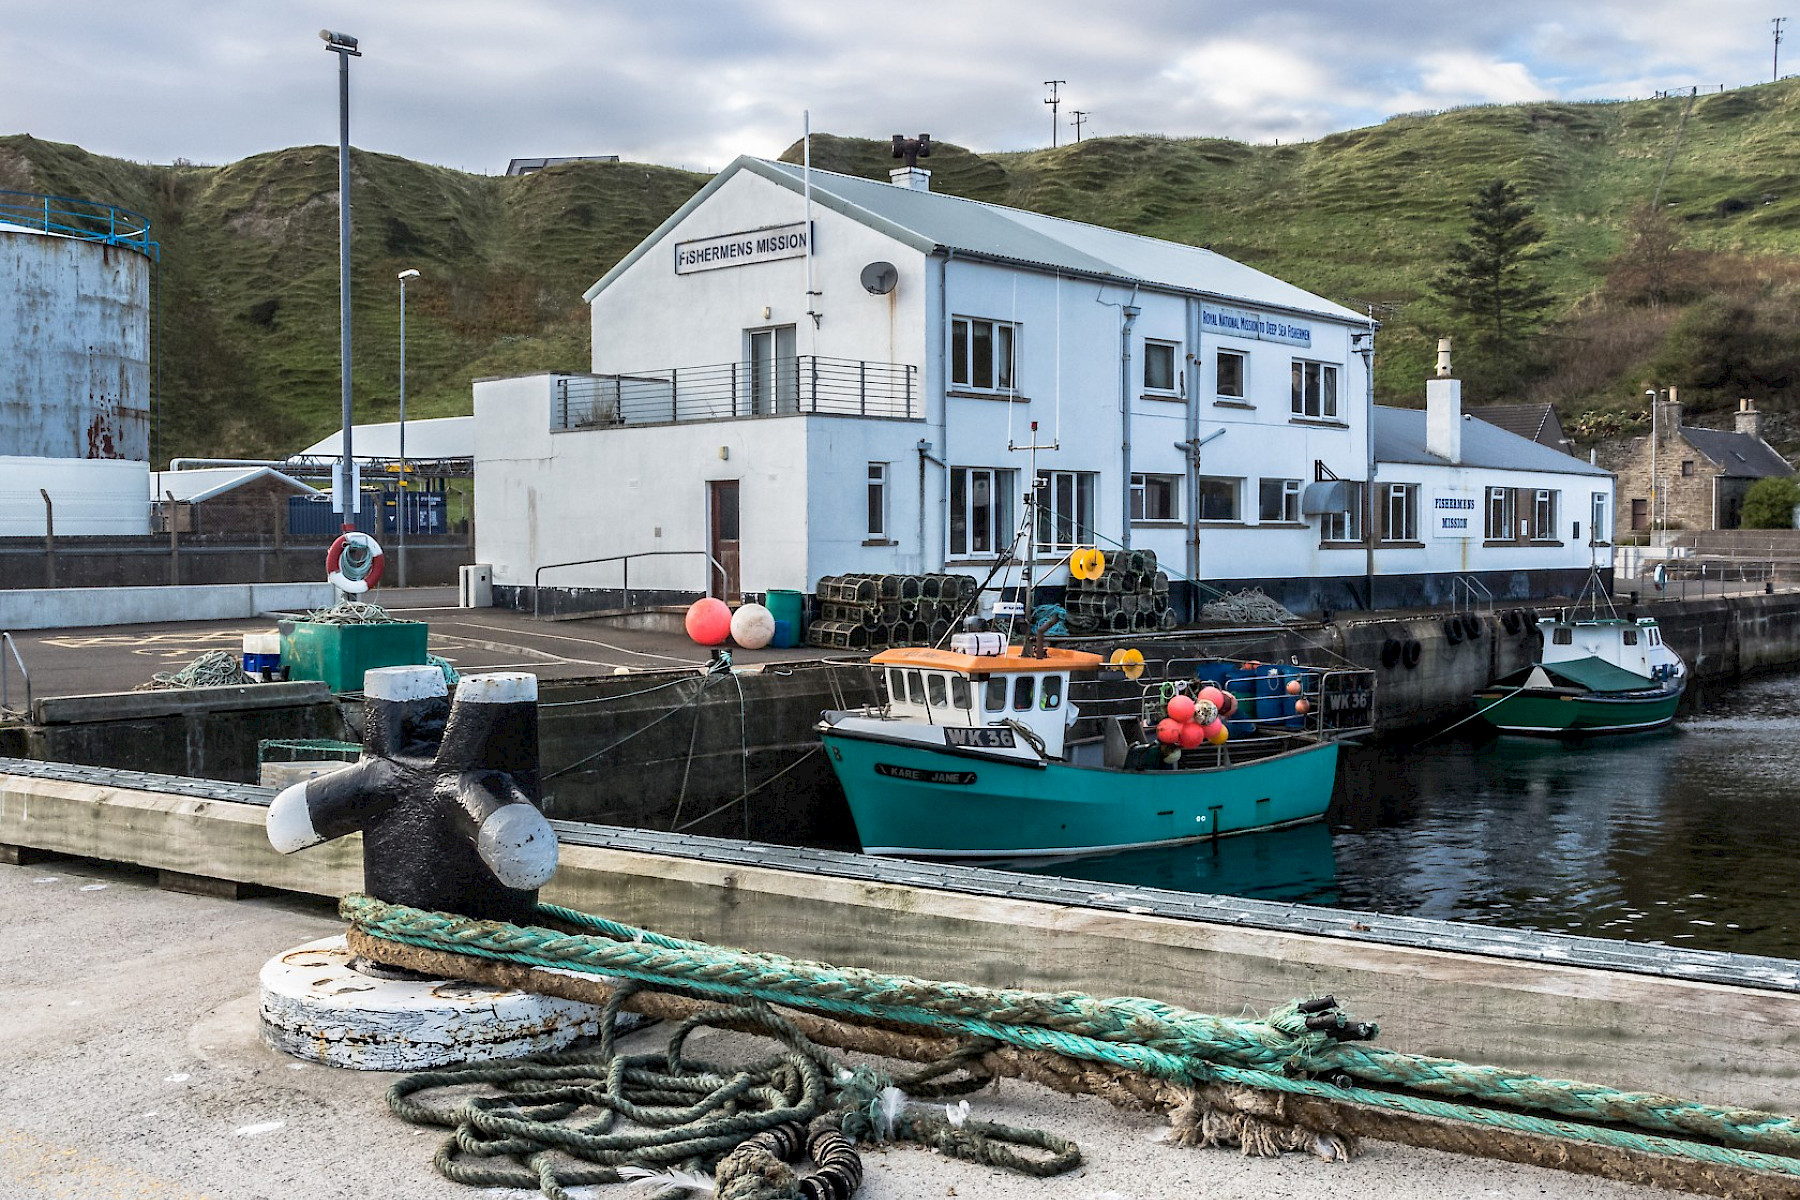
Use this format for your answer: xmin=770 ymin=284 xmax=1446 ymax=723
xmin=888 ymin=166 xmax=931 ymax=191
xmin=1426 ymin=337 xmax=1462 ymax=464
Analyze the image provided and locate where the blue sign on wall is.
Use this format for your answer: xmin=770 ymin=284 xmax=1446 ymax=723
xmin=1201 ymin=304 xmax=1312 ymax=348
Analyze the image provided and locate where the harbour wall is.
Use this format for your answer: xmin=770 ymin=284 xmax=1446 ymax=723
xmin=0 ymin=534 xmax=471 ymax=590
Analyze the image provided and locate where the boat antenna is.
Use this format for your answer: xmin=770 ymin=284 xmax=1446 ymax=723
xmin=1009 ymin=419 xmax=1059 ymax=657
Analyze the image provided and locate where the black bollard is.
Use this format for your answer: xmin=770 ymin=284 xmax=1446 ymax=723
xmin=267 ymin=667 xmax=556 ymax=924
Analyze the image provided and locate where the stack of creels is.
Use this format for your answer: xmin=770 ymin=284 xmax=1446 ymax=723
xmin=1061 ymin=548 xmax=1177 ymax=634
xmin=806 ymin=573 xmax=977 ymax=650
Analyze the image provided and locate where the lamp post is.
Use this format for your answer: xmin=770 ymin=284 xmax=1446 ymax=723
xmin=322 ymin=29 xmax=361 ymax=531
xmin=397 ymin=268 xmax=420 ymax=588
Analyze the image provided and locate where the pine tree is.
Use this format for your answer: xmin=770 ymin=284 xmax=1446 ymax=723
xmin=1433 ymin=179 xmax=1553 ymax=352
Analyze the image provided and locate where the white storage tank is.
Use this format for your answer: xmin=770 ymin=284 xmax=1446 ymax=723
xmin=0 ymin=194 xmax=153 ymax=461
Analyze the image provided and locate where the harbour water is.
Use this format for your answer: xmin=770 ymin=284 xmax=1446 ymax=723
xmin=1030 ymin=671 xmax=1800 ymax=958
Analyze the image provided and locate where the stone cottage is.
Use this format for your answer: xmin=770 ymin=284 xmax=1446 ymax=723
xmin=1609 ymin=394 xmax=1793 ymax=536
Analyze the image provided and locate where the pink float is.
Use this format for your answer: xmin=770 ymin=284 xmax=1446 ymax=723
xmin=684 ymin=598 xmax=732 ymax=646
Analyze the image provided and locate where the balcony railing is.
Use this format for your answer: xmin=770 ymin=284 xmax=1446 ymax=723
xmin=0 ymin=189 xmax=159 ymax=259
xmin=552 ymin=356 xmax=918 ymax=430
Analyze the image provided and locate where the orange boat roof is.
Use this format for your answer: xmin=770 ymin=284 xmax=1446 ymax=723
xmin=870 ymin=645 xmax=1105 ymax=674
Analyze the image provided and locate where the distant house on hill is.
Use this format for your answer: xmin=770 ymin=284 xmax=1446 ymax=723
xmin=1610 ymin=395 xmax=1794 ymax=536
xmin=1471 ymin=403 xmax=1576 ymax=457
xmin=505 ymin=156 xmax=619 ymax=176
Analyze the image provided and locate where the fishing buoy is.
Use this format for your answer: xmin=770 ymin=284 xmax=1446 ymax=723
xmin=1192 ymin=699 xmax=1218 ymax=725
xmin=1204 ymin=720 xmax=1229 ymax=745
xmin=1294 ymin=699 xmax=1311 ymax=715
xmin=326 ymin=532 xmax=385 ymax=594
xmin=1196 ymin=685 xmax=1226 ymax=710
xmin=1178 ymin=720 xmax=1206 ymax=749
xmin=1653 ymin=563 xmax=1668 ymax=591
xmin=1218 ymin=691 xmax=1238 ymax=718
xmin=1166 ymin=694 xmax=1197 ymax=722
xmin=684 ymin=598 xmax=732 ymax=646
xmin=1285 ymin=679 xmax=1302 ymax=696
xmin=1110 ymin=647 xmax=1146 ymax=681
xmin=1155 ymin=717 xmax=1184 ymax=745
xmin=729 ymin=602 xmax=775 ymax=649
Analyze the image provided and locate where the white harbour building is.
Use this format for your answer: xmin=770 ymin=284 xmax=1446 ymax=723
xmin=474 ymin=154 xmax=1611 ymax=614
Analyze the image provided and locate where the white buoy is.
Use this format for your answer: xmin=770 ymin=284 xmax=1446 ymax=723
xmin=730 ymin=602 xmax=776 ymax=649
xmin=259 ymin=936 xmax=624 ymax=1070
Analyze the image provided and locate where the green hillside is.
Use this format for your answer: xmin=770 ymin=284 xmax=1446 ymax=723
xmin=9 ymin=79 xmax=1800 ymax=463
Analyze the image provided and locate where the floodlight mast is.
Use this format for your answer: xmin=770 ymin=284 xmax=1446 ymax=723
xmin=322 ymin=29 xmax=361 ymax=529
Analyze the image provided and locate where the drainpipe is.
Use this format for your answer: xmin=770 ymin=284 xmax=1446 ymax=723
xmin=917 ymin=439 xmax=943 ymax=573
xmin=935 ymin=249 xmax=955 ymax=571
xmin=1355 ymin=325 xmax=1376 ymax=610
xmin=1119 ymin=298 xmax=1141 ymax=551
xmin=1183 ymin=298 xmax=1202 ymax=615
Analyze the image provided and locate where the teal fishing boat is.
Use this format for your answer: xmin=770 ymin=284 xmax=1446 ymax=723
xmin=818 ymin=642 xmax=1369 ymax=859
xmin=1474 ymin=612 xmax=1686 ymax=737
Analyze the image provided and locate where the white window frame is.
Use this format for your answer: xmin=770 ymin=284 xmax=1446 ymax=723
xmin=1486 ymin=486 xmax=1515 ymax=541
xmin=1216 ymin=349 xmax=1248 ymax=400
xmin=951 ymin=316 xmax=1018 ymax=393
xmin=1258 ymin=478 xmax=1301 ymax=523
xmin=1290 ymin=359 xmax=1340 ymax=420
xmin=1035 ymin=469 xmax=1096 ymax=550
xmin=1532 ymin=489 xmax=1558 ymax=541
xmin=1130 ymin=472 xmax=1181 ymax=522
xmin=1194 ymin=476 xmax=1242 ymax=523
xmin=866 ymin=462 xmax=888 ymax=540
xmin=1143 ymin=340 xmax=1181 ymax=395
xmin=1380 ymin=482 xmax=1419 ymax=543
xmin=1590 ymin=491 xmax=1608 ymax=544
xmin=949 ymin=466 xmax=1014 ymax=558
xmin=1322 ymin=481 xmax=1364 ymax=543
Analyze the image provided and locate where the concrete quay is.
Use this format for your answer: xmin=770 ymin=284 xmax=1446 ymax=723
xmin=1 ymin=853 xmax=1672 ymax=1200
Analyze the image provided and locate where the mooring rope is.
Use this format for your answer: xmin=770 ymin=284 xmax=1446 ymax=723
xmin=343 ymin=894 xmax=1800 ymax=1179
xmin=388 ymin=979 xmax=1077 ymax=1200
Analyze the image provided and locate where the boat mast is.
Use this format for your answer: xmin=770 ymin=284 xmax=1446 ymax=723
xmin=1011 ymin=419 xmax=1058 ymax=657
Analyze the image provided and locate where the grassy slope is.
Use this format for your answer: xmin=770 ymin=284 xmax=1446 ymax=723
xmin=9 ymin=79 xmax=1800 ymax=463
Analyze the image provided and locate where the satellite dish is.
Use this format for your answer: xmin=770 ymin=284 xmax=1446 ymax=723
xmin=860 ymin=261 xmax=899 ymax=295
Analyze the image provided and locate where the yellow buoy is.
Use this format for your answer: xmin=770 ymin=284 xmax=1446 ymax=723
xmin=1109 ymin=647 xmax=1145 ymax=680
xmin=1070 ymin=547 xmax=1106 ymax=580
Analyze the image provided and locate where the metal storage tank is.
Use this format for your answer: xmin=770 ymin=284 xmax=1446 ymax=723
xmin=0 ymin=192 xmax=154 ymax=461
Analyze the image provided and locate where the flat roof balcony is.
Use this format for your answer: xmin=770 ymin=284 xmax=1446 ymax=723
xmin=553 ymin=356 xmax=919 ymax=430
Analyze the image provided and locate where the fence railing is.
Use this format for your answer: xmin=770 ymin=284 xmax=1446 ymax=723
xmin=0 ymin=189 xmax=158 ymax=259
xmin=552 ymin=357 xmax=918 ymax=430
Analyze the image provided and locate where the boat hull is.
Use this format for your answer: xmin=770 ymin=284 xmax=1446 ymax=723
xmin=820 ymin=728 xmax=1339 ymax=858
xmin=1473 ymin=685 xmax=1684 ymax=736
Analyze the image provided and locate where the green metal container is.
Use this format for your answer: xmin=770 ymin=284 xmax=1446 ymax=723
xmin=280 ymin=620 xmax=430 ymax=694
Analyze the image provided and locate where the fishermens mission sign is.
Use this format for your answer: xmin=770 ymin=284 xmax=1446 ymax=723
xmin=674 ymin=222 xmax=810 ymax=274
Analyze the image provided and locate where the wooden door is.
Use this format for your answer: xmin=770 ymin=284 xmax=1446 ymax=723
xmin=709 ymin=480 xmax=741 ymax=602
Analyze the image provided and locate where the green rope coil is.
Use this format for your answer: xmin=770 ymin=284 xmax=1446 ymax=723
xmin=343 ymin=894 xmax=1800 ymax=1180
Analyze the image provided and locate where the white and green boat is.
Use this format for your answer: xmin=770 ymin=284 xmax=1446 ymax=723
xmin=819 ymin=642 xmax=1369 ymax=860
xmin=1474 ymin=611 xmax=1686 ymax=737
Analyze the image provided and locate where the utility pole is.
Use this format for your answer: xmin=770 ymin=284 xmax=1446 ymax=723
xmin=1044 ymin=80 xmax=1065 ymax=147
xmin=321 ymin=29 xmax=361 ymax=533
xmin=1776 ymin=17 xmax=1788 ymax=81
xmin=1070 ymin=110 xmax=1088 ymax=142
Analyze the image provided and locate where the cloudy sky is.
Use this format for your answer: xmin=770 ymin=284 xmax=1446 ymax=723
xmin=3 ymin=1 xmax=1787 ymax=173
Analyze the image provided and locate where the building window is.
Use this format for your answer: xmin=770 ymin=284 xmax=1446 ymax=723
xmin=1195 ymin=477 xmax=1241 ymax=522
xmin=1321 ymin=482 xmax=1363 ymax=543
xmin=951 ymin=317 xmax=1017 ymax=392
xmin=1290 ymin=360 xmax=1340 ymax=419
xmin=1217 ymin=350 xmax=1246 ymax=399
xmin=1532 ymin=489 xmax=1558 ymax=540
xmin=747 ymin=325 xmax=799 ymax=414
xmin=1035 ymin=470 xmax=1096 ymax=549
xmin=1131 ymin=473 xmax=1181 ymax=521
xmin=1630 ymin=498 xmax=1648 ymax=531
xmin=1681 ymin=460 xmax=1695 ymax=477
xmin=1486 ymin=486 xmax=1515 ymax=540
xmin=1259 ymin=478 xmax=1301 ymax=523
xmin=866 ymin=462 xmax=888 ymax=540
xmin=1591 ymin=492 xmax=1608 ymax=544
xmin=1144 ymin=341 xmax=1179 ymax=393
xmin=1381 ymin=483 xmax=1418 ymax=543
xmin=949 ymin=466 xmax=1014 ymax=558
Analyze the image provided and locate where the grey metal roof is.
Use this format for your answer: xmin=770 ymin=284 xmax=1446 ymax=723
xmin=1375 ymin=406 xmax=1610 ymax=477
xmin=295 ymin=417 xmax=473 ymax=462
xmin=587 ymin=156 xmax=1368 ymax=325
xmin=1677 ymin=425 xmax=1794 ymax=478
